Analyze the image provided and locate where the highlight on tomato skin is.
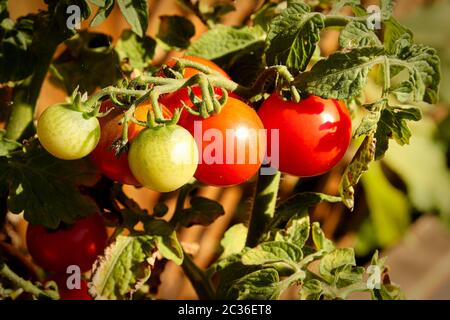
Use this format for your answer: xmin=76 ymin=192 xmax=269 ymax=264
xmin=258 ymin=93 xmax=352 ymax=177
xmin=179 ymin=97 xmax=266 ymax=187
xmin=90 ymin=100 xmax=172 ymax=186
xmin=26 ymin=213 xmax=108 ymax=273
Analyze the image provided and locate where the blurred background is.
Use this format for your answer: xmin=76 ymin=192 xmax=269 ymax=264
xmin=3 ymin=0 xmax=450 ymax=299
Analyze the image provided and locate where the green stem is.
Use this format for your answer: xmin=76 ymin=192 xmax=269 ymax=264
xmin=323 ymin=15 xmax=352 ymax=28
xmin=5 ymin=47 xmax=56 ymax=141
xmin=170 ymin=183 xmax=196 ymax=226
xmin=246 ymin=172 xmax=281 ymax=247
xmin=181 ymin=252 xmax=215 ymax=300
xmin=0 ymin=263 xmax=58 ymax=299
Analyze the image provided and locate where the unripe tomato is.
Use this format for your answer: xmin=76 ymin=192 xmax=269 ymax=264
xmin=37 ymin=103 xmax=100 ymax=160
xmin=90 ymin=100 xmax=172 ymax=185
xmin=258 ymin=94 xmax=352 ymax=177
xmin=128 ymin=125 xmax=198 ymax=192
xmin=179 ymin=97 xmax=266 ymax=186
xmin=26 ymin=214 xmax=107 ymax=273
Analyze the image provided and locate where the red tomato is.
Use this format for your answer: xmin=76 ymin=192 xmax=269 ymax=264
xmin=258 ymin=94 xmax=352 ymax=177
xmin=160 ymin=56 xmax=239 ymax=121
xmin=179 ymin=97 xmax=266 ymax=186
xmin=90 ymin=100 xmax=172 ymax=185
xmin=51 ymin=275 xmax=92 ymax=300
xmin=26 ymin=214 xmax=108 ymax=273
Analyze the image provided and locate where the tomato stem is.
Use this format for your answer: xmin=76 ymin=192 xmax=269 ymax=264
xmin=181 ymin=252 xmax=216 ymax=300
xmin=246 ymin=171 xmax=281 ymax=247
xmin=0 ymin=262 xmax=59 ymax=299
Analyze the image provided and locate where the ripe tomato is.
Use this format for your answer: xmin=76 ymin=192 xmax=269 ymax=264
xmin=258 ymin=94 xmax=352 ymax=177
xmin=128 ymin=125 xmax=198 ymax=192
xmin=50 ymin=275 xmax=92 ymax=300
xmin=179 ymin=97 xmax=266 ymax=186
xmin=159 ymin=56 xmax=239 ymax=120
xmin=37 ymin=103 xmax=100 ymax=160
xmin=26 ymin=214 xmax=107 ymax=273
xmin=90 ymin=100 xmax=172 ymax=185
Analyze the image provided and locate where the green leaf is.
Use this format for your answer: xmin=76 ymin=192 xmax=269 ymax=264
xmin=220 ymin=223 xmax=247 ymax=259
xmin=0 ymin=130 xmax=21 ymax=156
xmin=116 ymin=0 xmax=148 ymax=37
xmin=340 ymin=135 xmax=376 ymax=209
xmin=178 ymin=196 xmax=224 ymax=227
xmin=374 ymin=105 xmax=422 ymax=159
xmin=296 ymin=47 xmax=385 ymax=99
xmin=187 ymin=25 xmax=264 ymax=60
xmin=274 ymin=214 xmax=310 ymax=247
xmin=242 ymin=241 xmax=303 ymax=268
xmin=319 ymin=248 xmax=356 ymax=283
xmin=90 ymin=235 xmax=156 ymax=299
xmin=266 ymin=0 xmax=324 ymax=71
xmin=383 ymin=17 xmax=412 ymax=55
xmin=229 ymin=268 xmax=282 ymax=300
xmin=391 ymin=35 xmax=441 ymax=104
xmin=268 ymin=192 xmax=341 ymax=233
xmin=50 ymin=31 xmax=121 ymax=94
xmin=156 ymin=15 xmax=195 ymax=50
xmin=299 ymin=279 xmax=324 ymax=300
xmin=383 ymin=119 xmax=450 ymax=227
xmin=1 ymin=142 xmax=100 ymax=229
xmin=115 ymin=29 xmax=156 ymax=72
xmin=155 ymin=231 xmax=183 ymax=265
xmin=251 ymin=2 xmax=286 ymax=32
xmin=339 ymin=21 xmax=381 ymax=49
xmin=198 ymin=0 xmax=236 ymax=24
xmin=311 ymin=222 xmax=335 ymax=252
xmin=90 ymin=0 xmax=115 ymax=27
xmin=354 ymin=100 xmax=385 ymax=138
xmin=0 ymin=16 xmax=35 ymax=82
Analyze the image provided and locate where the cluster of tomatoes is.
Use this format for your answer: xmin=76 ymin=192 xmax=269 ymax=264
xmin=28 ymin=57 xmax=352 ymax=299
xmin=37 ymin=56 xmax=352 ymax=191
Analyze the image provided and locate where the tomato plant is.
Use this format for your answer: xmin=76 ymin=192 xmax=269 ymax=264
xmin=0 ymin=0 xmax=444 ymax=303
xmin=258 ymin=94 xmax=352 ymax=177
xmin=90 ymin=100 xmax=172 ymax=185
xmin=26 ymin=214 xmax=107 ymax=273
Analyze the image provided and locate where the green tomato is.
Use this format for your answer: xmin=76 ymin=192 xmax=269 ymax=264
xmin=128 ymin=125 xmax=198 ymax=192
xmin=37 ymin=103 xmax=100 ymax=160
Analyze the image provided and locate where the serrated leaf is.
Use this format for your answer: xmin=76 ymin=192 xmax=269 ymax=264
xmin=187 ymin=25 xmax=264 ymax=60
xmin=354 ymin=100 xmax=385 ymax=138
xmin=242 ymin=241 xmax=303 ymax=268
xmin=90 ymin=0 xmax=115 ymax=27
xmin=251 ymin=2 xmax=286 ymax=32
xmin=90 ymin=235 xmax=156 ymax=299
xmin=220 ymin=223 xmax=247 ymax=259
xmin=383 ymin=17 xmax=412 ymax=55
xmin=1 ymin=142 xmax=100 ymax=229
xmin=311 ymin=222 xmax=335 ymax=252
xmin=116 ymin=0 xmax=148 ymax=37
xmin=340 ymin=135 xmax=376 ymax=209
xmin=299 ymin=279 xmax=324 ymax=300
xmin=374 ymin=105 xmax=422 ymax=159
xmin=339 ymin=21 xmax=381 ymax=49
xmin=155 ymin=231 xmax=183 ymax=265
xmin=115 ymin=29 xmax=156 ymax=72
xmin=268 ymin=192 xmax=341 ymax=233
xmin=49 ymin=31 xmax=121 ymax=94
xmin=319 ymin=248 xmax=356 ymax=283
xmin=229 ymin=268 xmax=281 ymax=300
xmin=266 ymin=0 xmax=324 ymax=71
xmin=391 ymin=35 xmax=441 ymax=104
xmin=178 ymin=196 xmax=224 ymax=227
xmin=274 ymin=214 xmax=310 ymax=247
xmin=296 ymin=47 xmax=385 ymax=99
xmin=157 ymin=15 xmax=195 ymax=50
